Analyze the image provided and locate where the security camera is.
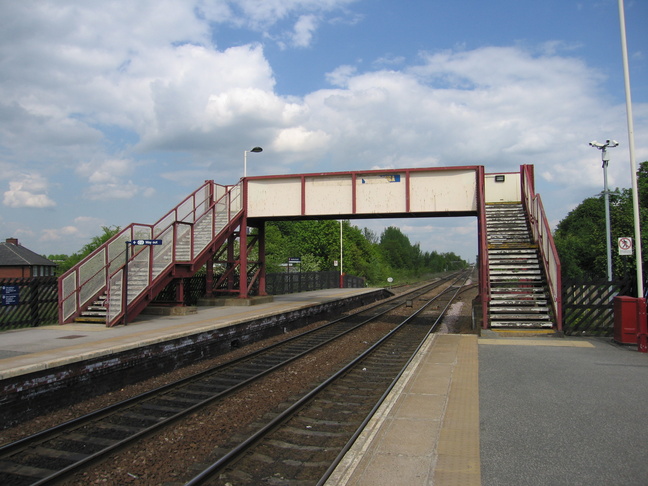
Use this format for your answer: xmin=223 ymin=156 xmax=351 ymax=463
xmin=589 ymin=141 xmax=605 ymax=148
xmin=606 ymin=140 xmax=619 ymax=147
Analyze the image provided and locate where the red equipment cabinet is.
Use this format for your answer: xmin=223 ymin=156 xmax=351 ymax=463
xmin=613 ymin=296 xmax=647 ymax=349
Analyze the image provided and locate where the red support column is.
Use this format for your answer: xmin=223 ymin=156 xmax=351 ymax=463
xmin=175 ymin=278 xmax=185 ymax=305
xmin=257 ymin=222 xmax=268 ymax=296
xmin=205 ymin=256 xmax=214 ymax=297
xmin=239 ymin=218 xmax=248 ymax=299
xmin=477 ymin=166 xmax=490 ymax=329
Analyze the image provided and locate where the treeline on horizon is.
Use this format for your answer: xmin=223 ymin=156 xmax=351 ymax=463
xmin=48 ymin=221 xmax=469 ymax=286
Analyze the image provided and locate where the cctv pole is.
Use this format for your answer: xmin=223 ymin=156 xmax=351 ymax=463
xmin=602 ymin=150 xmax=613 ymax=282
xmin=590 ymin=141 xmax=617 ymax=282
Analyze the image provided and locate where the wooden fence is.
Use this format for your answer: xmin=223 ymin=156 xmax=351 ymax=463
xmin=562 ymin=277 xmax=633 ymax=336
xmin=0 ymin=277 xmax=58 ymax=331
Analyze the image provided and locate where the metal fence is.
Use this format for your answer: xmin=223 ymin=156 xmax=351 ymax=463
xmin=562 ymin=277 xmax=633 ymax=336
xmin=151 ymin=276 xmax=207 ymax=306
xmin=265 ymin=271 xmax=365 ymax=295
xmin=151 ymin=271 xmax=365 ymax=305
xmin=1 ymin=277 xmax=58 ymax=330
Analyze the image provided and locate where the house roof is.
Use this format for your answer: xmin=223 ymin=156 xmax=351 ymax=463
xmin=0 ymin=240 xmax=56 ymax=267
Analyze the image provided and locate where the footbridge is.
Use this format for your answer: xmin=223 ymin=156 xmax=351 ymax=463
xmin=59 ymin=165 xmax=561 ymax=331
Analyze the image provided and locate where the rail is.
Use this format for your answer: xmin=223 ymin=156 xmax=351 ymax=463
xmin=521 ymin=165 xmax=563 ymax=330
xmin=58 ymin=181 xmax=242 ymax=326
xmin=2 ymin=278 xmax=458 ymax=485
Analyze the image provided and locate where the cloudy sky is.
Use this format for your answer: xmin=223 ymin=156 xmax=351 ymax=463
xmin=1 ymin=0 xmax=646 ymax=262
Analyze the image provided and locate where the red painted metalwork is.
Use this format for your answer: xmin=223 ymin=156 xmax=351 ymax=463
xmin=476 ymin=166 xmax=490 ymax=328
xmin=58 ymin=180 xmax=244 ymax=326
xmin=405 ymin=169 xmax=411 ymax=213
xmin=520 ymin=164 xmax=563 ymax=331
xmin=257 ymin=222 xmax=268 ymax=296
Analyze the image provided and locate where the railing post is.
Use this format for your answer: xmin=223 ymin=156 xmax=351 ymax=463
xmin=477 ymin=166 xmax=490 ymax=329
xmin=239 ymin=217 xmax=248 ymax=299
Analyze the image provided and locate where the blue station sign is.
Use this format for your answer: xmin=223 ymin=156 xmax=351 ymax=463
xmin=2 ymin=285 xmax=20 ymax=306
xmin=129 ymin=239 xmax=163 ymax=246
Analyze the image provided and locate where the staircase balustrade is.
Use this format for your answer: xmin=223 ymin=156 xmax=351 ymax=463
xmin=521 ymin=165 xmax=563 ymax=330
xmin=58 ymin=181 xmax=242 ymax=326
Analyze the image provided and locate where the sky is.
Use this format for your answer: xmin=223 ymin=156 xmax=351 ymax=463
xmin=1 ymin=0 xmax=647 ymax=264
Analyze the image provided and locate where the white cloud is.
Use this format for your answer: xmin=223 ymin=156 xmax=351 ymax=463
xmin=0 ymin=2 xmax=646 ymax=260
xmin=3 ymin=174 xmax=56 ymax=208
xmin=272 ymin=126 xmax=331 ymax=153
xmin=41 ymin=226 xmax=81 ymax=242
xmin=290 ymin=14 xmax=319 ymax=47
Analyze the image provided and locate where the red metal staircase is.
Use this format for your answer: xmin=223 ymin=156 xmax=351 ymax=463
xmin=58 ymin=181 xmax=244 ymax=327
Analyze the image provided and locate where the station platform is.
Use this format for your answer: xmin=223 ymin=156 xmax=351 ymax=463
xmin=0 ymin=288 xmax=384 ymax=381
xmin=327 ymin=331 xmax=648 ymax=486
xmin=2 ymin=289 xmax=648 ymax=485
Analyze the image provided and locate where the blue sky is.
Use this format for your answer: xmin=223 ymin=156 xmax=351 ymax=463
xmin=1 ymin=0 xmax=646 ymax=263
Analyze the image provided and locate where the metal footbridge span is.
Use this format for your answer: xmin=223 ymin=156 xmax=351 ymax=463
xmin=58 ymin=165 xmax=561 ymax=331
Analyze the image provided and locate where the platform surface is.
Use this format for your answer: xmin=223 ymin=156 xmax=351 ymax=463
xmin=327 ymin=331 xmax=648 ymax=486
xmin=0 ymin=288 xmax=377 ymax=379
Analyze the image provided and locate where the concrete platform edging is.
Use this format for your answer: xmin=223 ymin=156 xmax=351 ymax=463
xmin=325 ymin=334 xmax=480 ymax=486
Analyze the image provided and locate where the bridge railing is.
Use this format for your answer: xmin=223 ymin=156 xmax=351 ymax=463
xmin=59 ymin=181 xmax=242 ymax=326
xmin=521 ymin=165 xmax=563 ymax=330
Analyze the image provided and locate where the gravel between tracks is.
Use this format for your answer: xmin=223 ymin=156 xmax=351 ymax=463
xmin=1 ymin=282 xmax=478 ymax=485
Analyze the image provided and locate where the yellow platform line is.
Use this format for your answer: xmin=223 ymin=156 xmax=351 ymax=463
xmin=433 ymin=335 xmax=481 ymax=486
xmin=478 ymin=339 xmax=594 ymax=347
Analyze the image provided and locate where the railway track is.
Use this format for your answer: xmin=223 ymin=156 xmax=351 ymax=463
xmin=184 ymin=270 xmax=472 ymax=485
xmin=0 ymin=273 xmax=469 ymax=486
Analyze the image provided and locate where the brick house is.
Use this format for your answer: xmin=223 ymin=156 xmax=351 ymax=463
xmin=0 ymin=238 xmax=57 ymax=278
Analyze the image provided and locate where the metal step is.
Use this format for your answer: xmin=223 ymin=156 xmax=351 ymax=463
xmin=490 ymin=320 xmax=554 ymax=328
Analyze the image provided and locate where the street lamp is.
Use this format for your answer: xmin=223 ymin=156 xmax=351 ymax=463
xmin=338 ymin=220 xmax=344 ymax=288
xmin=589 ymin=139 xmax=619 ymax=281
xmin=243 ymin=146 xmax=263 ymax=178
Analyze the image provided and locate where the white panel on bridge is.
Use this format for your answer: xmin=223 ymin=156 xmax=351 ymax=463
xmin=246 ymin=167 xmax=479 ymax=218
xmin=409 ymin=170 xmax=478 ymax=213
xmin=484 ymin=173 xmax=521 ymax=203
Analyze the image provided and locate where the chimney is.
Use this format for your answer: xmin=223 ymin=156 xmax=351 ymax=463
xmin=6 ymin=238 xmax=19 ymax=245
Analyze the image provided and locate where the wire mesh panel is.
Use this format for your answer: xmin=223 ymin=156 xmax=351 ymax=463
xmin=107 ymin=269 xmax=123 ymax=324
xmin=61 ymin=272 xmax=78 ymax=322
xmin=151 ymin=226 xmax=174 ymax=280
xmin=127 ymin=248 xmax=151 ymax=305
xmin=193 ymin=211 xmax=213 ymax=257
xmin=78 ymin=251 xmax=107 ymax=307
xmin=175 ymin=223 xmax=193 ymax=262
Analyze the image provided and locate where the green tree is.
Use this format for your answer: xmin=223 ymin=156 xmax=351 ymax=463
xmin=264 ymin=219 xmax=468 ymax=286
xmin=55 ymin=226 xmax=121 ymax=275
xmin=554 ymin=160 xmax=648 ymax=284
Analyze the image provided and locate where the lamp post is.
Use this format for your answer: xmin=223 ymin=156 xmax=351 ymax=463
xmin=243 ymin=146 xmax=263 ymax=178
xmin=589 ymin=139 xmax=618 ymax=281
xmin=339 ymin=220 xmax=344 ymax=288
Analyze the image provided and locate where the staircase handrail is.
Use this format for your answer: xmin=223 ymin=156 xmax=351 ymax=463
xmin=521 ymin=165 xmax=563 ymax=330
xmin=59 ymin=180 xmax=242 ymax=324
xmin=477 ymin=166 xmax=490 ymax=328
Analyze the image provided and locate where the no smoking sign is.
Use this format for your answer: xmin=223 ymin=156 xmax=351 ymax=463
xmin=618 ymin=237 xmax=633 ymax=256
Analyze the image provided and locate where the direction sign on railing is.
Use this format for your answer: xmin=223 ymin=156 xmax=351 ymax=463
xmin=128 ymin=239 xmax=163 ymax=246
